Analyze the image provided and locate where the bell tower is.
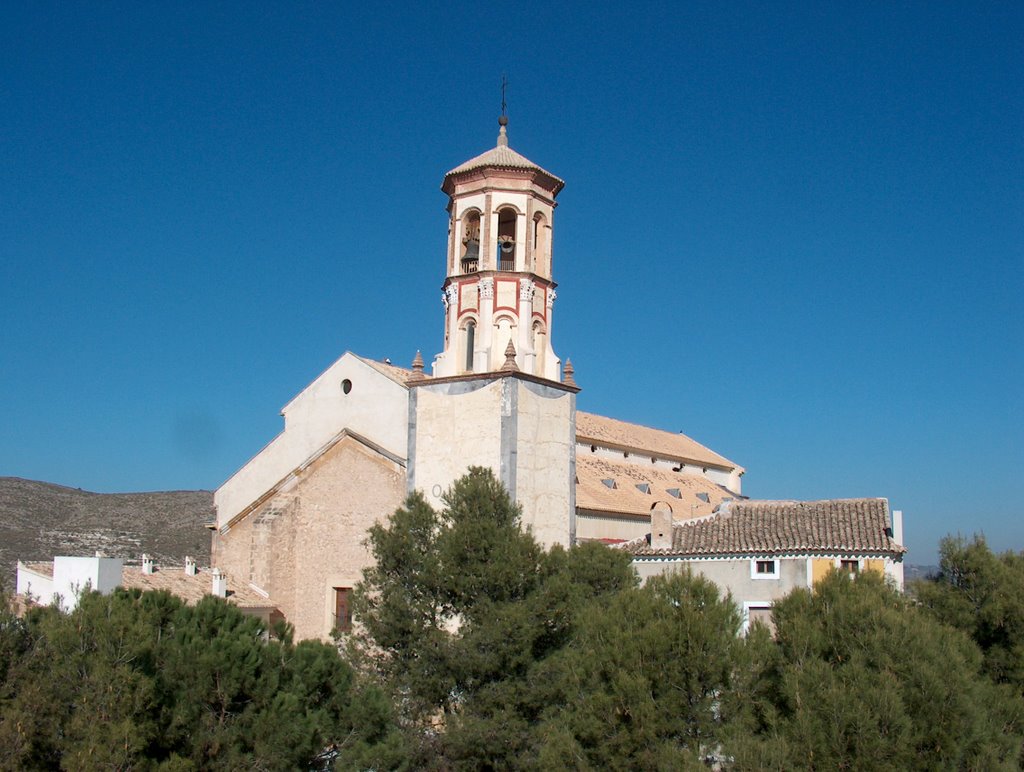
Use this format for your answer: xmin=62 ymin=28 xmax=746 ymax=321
xmin=432 ymin=117 xmax=565 ymax=380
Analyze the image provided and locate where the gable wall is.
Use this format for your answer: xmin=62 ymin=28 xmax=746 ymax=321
xmin=213 ymin=436 xmax=406 ymax=641
xmin=215 ymin=354 xmax=408 ymax=528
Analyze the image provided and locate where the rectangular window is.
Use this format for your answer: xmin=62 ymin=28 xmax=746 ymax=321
xmin=751 ymin=559 xmax=780 ymax=579
xmin=743 ymin=603 xmax=776 ymax=635
xmin=333 ymin=587 xmax=352 ymax=633
xmin=839 ymin=559 xmax=860 ymax=576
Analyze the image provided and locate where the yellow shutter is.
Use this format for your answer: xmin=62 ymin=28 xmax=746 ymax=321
xmin=864 ymin=558 xmax=885 ymax=574
xmin=811 ymin=558 xmax=833 ymax=585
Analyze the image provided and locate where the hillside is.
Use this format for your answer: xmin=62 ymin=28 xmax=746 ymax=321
xmin=0 ymin=477 xmax=213 ymax=589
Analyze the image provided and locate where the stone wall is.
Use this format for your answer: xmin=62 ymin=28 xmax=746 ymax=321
xmin=213 ymin=435 xmax=406 ymax=641
xmin=410 ymin=378 xmax=504 ymax=510
xmin=410 ymin=374 xmax=575 ymax=548
xmin=513 ymin=379 xmax=574 ymax=546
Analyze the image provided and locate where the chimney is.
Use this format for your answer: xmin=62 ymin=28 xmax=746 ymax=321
xmin=211 ymin=568 xmax=227 ymax=598
xmin=650 ymin=502 xmax=674 ymax=550
xmin=184 ymin=556 xmax=197 ymax=576
xmin=142 ymin=554 xmax=155 ymax=575
xmin=891 ymin=509 xmax=904 ymax=545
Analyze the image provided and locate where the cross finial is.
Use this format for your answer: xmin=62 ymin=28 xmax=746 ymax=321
xmin=497 ymin=74 xmax=509 ymax=146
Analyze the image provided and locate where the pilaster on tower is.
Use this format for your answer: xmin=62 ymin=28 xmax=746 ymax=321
xmin=432 ymin=118 xmax=565 ymax=381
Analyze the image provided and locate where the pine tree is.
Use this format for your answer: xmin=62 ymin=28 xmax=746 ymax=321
xmin=350 ymin=466 xmax=636 ymax=767
xmin=915 ymin=535 xmax=1024 ymax=693
xmin=730 ymin=569 xmax=1024 ymax=770
xmin=0 ymin=587 xmax=405 ymax=770
xmin=532 ymin=571 xmax=742 ymax=770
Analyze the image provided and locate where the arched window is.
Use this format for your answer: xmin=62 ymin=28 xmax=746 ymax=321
xmin=464 ymin=321 xmax=476 ymax=372
xmin=493 ymin=315 xmax=516 ymax=370
xmin=532 ymin=213 xmax=548 ymax=275
xmin=461 ymin=211 xmax=481 ymax=273
xmin=497 ymin=208 xmax=516 ymax=271
xmin=532 ymin=321 xmax=546 ymax=374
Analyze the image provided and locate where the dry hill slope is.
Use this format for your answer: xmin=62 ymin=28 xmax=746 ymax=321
xmin=0 ymin=477 xmax=212 ymax=588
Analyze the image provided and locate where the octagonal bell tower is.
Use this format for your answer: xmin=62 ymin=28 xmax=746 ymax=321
xmin=432 ymin=117 xmax=565 ymax=380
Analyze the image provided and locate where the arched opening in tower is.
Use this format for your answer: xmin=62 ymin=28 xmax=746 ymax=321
xmin=461 ymin=211 xmax=481 ymax=273
xmin=496 ymin=208 xmax=516 ymax=271
xmin=463 ymin=320 xmax=476 ymax=373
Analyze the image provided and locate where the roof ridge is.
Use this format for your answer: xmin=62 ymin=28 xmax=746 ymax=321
xmin=353 ymin=355 xmax=425 ymax=385
xmin=736 ymin=497 xmax=888 ymax=506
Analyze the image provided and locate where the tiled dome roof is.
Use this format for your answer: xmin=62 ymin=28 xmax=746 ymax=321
xmin=444 ymin=121 xmax=564 ymax=194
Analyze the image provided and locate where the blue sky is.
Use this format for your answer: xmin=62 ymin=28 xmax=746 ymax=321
xmin=2 ymin=3 xmax=1021 ymax=564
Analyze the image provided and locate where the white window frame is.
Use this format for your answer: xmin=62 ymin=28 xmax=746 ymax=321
xmin=742 ymin=601 xmax=773 ymax=634
xmin=835 ymin=557 xmax=863 ymax=575
xmin=750 ymin=558 xmax=780 ymax=580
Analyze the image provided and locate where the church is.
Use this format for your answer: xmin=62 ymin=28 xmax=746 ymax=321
xmin=208 ymin=118 xmax=906 ymax=640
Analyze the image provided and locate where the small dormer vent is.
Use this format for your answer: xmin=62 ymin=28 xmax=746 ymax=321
xmin=635 ymin=483 xmax=651 ymax=494
xmin=601 ymin=478 xmax=617 ymax=489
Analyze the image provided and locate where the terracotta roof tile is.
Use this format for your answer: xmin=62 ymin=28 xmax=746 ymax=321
xmin=623 ymin=498 xmax=905 ymax=557
xmin=18 ymin=561 xmax=278 ymax=610
xmin=445 ymin=143 xmax=564 ymax=190
xmin=121 ymin=566 xmax=276 ymax=609
xmin=576 ymin=455 xmax=734 ymax=519
xmin=576 ymin=412 xmax=741 ymax=472
xmin=354 ymin=356 xmax=429 ymax=386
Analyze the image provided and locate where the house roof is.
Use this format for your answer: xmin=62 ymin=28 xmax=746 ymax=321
xmin=18 ymin=561 xmax=277 ymax=610
xmin=575 ymin=455 xmax=735 ymax=519
xmin=576 ymin=412 xmax=741 ymax=472
xmin=353 ymin=355 xmax=426 ymax=386
xmin=623 ymin=498 xmax=906 ymax=558
xmin=20 ymin=561 xmax=53 ymax=578
xmin=121 ymin=566 xmax=276 ymax=609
